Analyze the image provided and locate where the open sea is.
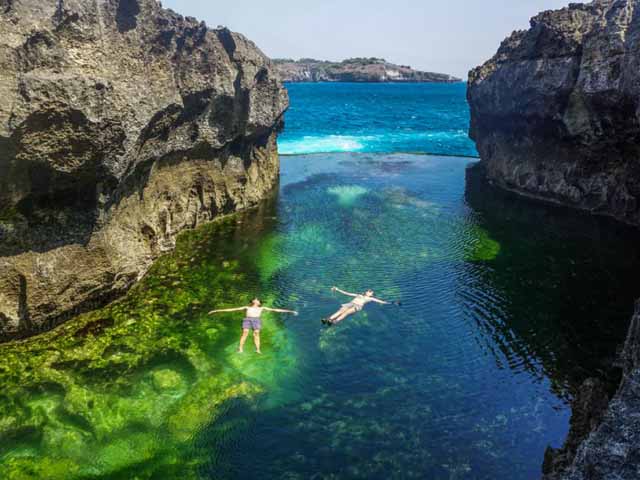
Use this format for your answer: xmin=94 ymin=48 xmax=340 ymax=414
xmin=278 ymin=83 xmax=477 ymax=157
xmin=1 ymin=83 xmax=639 ymax=480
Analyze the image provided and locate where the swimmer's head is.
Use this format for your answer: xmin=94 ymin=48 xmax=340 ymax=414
xmin=365 ymin=290 xmax=374 ymax=297
xmin=251 ymin=298 xmax=261 ymax=306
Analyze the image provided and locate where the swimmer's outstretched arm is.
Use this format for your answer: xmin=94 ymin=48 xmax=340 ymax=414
xmin=208 ymin=307 xmax=247 ymax=314
xmin=370 ymin=297 xmax=391 ymax=305
xmin=331 ymin=286 xmax=357 ymax=297
xmin=263 ymin=307 xmax=299 ymax=315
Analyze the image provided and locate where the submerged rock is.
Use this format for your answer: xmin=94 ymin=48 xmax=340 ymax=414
xmin=468 ymin=0 xmax=640 ymax=226
xmin=0 ymin=0 xmax=288 ymax=339
xmin=542 ymin=377 xmax=610 ymax=475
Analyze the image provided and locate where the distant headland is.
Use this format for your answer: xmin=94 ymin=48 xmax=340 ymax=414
xmin=273 ymin=57 xmax=461 ymax=83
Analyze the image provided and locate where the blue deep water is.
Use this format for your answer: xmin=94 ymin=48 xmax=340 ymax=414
xmin=278 ymin=82 xmax=478 ymax=156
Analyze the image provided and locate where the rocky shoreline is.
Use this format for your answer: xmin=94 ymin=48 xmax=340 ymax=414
xmin=0 ymin=0 xmax=288 ymax=340
xmin=467 ymin=1 xmax=640 ymax=478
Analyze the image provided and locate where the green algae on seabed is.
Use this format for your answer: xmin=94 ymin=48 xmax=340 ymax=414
xmin=465 ymin=226 xmax=501 ymax=261
xmin=0 ymin=206 xmax=297 ymax=479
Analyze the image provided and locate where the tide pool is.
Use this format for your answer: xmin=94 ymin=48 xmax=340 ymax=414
xmin=199 ymin=153 xmax=640 ymax=479
xmin=3 ymin=153 xmax=638 ymax=479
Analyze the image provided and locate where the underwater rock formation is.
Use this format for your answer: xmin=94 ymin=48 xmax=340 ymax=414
xmin=468 ymin=1 xmax=640 ymax=478
xmin=0 ymin=0 xmax=288 ymax=340
xmin=468 ymin=0 xmax=640 ymax=226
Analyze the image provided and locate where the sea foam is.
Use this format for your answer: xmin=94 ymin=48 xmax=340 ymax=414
xmin=278 ymin=135 xmax=367 ymax=155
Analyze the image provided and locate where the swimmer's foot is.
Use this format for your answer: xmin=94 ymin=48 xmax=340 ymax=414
xmin=237 ymin=348 xmax=243 ymax=354
xmin=256 ymin=350 xmax=262 ymax=355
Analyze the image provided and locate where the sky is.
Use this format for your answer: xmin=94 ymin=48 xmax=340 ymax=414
xmin=162 ymin=0 xmax=571 ymax=79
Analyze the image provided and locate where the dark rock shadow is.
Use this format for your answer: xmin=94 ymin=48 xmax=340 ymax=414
xmin=460 ymin=163 xmax=640 ymax=399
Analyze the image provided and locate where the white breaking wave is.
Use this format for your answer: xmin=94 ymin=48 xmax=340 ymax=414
xmin=278 ymin=135 xmax=368 ymax=155
xmin=278 ymin=131 xmax=469 ymax=155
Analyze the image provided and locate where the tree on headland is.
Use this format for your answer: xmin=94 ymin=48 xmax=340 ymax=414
xmin=341 ymin=57 xmax=386 ymax=65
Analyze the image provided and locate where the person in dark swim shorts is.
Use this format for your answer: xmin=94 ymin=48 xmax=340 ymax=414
xmin=209 ymin=298 xmax=297 ymax=354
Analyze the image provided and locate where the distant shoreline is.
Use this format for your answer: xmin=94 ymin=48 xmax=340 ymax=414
xmin=282 ymin=80 xmax=466 ymax=84
xmin=274 ymin=57 xmax=461 ymax=83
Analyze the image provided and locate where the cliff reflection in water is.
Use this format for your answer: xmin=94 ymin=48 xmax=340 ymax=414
xmin=462 ymin=163 xmax=640 ymax=399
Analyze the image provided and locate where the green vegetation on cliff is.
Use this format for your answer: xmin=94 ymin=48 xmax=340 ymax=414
xmin=273 ymin=58 xmax=460 ymax=83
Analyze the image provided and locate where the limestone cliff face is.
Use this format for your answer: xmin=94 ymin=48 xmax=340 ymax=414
xmin=0 ymin=0 xmax=288 ymax=340
xmin=468 ymin=0 xmax=640 ymax=225
xmin=468 ymin=1 xmax=640 ymax=478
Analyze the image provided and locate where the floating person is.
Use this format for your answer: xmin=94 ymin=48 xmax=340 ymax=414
xmin=208 ymin=298 xmax=298 ymax=354
xmin=322 ymin=287 xmax=397 ymax=325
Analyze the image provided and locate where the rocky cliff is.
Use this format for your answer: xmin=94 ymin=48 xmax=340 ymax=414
xmin=467 ymin=1 xmax=640 ymax=478
xmin=468 ymin=0 xmax=640 ymax=225
xmin=0 ymin=0 xmax=288 ymax=340
xmin=274 ymin=57 xmax=460 ymax=83
xmin=543 ymin=301 xmax=640 ymax=479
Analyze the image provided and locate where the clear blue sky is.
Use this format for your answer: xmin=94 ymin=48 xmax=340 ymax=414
xmin=162 ymin=0 xmax=570 ymax=78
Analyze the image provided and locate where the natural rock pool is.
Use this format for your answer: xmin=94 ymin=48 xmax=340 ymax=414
xmin=2 ymin=153 xmax=640 ymax=479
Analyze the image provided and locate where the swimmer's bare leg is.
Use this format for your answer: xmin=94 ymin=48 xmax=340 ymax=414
xmin=238 ymin=328 xmax=250 ymax=353
xmin=329 ymin=307 xmax=349 ymax=320
xmin=332 ymin=307 xmax=357 ymax=324
xmin=253 ymin=330 xmax=261 ymax=354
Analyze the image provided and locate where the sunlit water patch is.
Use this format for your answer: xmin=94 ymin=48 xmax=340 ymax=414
xmin=2 ymin=153 xmax=640 ymax=479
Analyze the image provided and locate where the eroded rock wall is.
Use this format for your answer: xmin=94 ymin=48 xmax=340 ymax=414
xmin=468 ymin=0 xmax=640 ymax=225
xmin=0 ymin=0 xmax=288 ymax=339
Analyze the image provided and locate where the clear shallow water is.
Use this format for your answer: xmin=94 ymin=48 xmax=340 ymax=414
xmin=2 ymin=154 xmax=640 ymax=479
xmin=278 ymin=83 xmax=478 ymax=157
xmin=202 ymin=153 xmax=640 ymax=479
